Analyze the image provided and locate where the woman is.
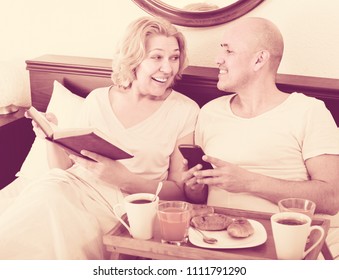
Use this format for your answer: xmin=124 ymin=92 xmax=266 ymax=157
xmin=0 ymin=16 xmax=199 ymax=259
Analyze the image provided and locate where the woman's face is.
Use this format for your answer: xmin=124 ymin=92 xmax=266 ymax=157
xmin=133 ymin=34 xmax=180 ymax=99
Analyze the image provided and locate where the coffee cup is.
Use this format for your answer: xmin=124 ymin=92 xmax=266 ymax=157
xmin=271 ymin=212 xmax=325 ymax=260
xmin=278 ymin=198 xmax=316 ymax=219
xmin=113 ymin=193 xmax=158 ymax=240
xmin=157 ymin=201 xmax=192 ymax=245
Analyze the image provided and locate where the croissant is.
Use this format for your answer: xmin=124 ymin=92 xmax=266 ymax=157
xmin=227 ymin=217 xmax=254 ymax=238
xmin=191 ymin=213 xmax=233 ymax=231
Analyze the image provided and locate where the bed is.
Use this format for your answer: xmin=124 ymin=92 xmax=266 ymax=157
xmin=3 ymin=53 xmax=339 ymax=199
xmin=1 ymin=54 xmax=339 ymax=259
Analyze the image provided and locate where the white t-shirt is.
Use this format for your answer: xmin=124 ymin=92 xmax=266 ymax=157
xmin=74 ymin=87 xmax=200 ymax=182
xmin=195 ymin=92 xmax=339 ymax=212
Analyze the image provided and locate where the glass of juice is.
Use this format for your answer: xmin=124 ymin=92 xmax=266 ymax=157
xmin=278 ymin=198 xmax=316 ymax=219
xmin=157 ymin=201 xmax=192 ymax=245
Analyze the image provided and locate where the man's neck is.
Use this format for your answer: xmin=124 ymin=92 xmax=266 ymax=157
xmin=230 ymin=87 xmax=288 ymax=118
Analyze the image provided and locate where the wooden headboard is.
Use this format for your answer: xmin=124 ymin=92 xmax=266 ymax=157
xmin=26 ymin=54 xmax=339 ymax=126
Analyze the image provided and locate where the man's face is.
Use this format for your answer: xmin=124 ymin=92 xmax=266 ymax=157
xmin=215 ymin=28 xmax=258 ymax=92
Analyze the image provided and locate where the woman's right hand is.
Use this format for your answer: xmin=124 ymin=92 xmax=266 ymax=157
xmin=25 ymin=111 xmax=58 ymax=139
xmin=182 ymin=159 xmax=208 ymax=203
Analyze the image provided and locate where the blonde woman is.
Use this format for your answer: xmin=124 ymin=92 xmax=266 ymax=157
xmin=0 ymin=17 xmax=199 ymax=259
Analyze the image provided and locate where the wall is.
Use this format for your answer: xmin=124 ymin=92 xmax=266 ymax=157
xmin=1 ymin=0 xmax=339 ymax=82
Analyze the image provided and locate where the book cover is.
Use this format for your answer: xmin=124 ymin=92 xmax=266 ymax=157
xmin=26 ymin=106 xmax=133 ymax=161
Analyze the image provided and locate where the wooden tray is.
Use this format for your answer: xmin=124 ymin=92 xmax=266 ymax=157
xmin=103 ymin=207 xmax=330 ymax=260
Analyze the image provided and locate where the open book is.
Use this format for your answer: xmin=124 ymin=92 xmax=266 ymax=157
xmin=26 ymin=106 xmax=133 ymax=161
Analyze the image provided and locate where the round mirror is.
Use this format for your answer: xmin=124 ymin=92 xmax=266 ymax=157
xmin=132 ymin=0 xmax=265 ymax=27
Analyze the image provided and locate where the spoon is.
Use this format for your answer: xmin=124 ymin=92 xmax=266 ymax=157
xmin=152 ymin=181 xmax=163 ymax=202
xmin=192 ymin=227 xmax=218 ymax=244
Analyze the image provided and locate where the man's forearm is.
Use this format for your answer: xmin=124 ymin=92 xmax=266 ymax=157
xmin=247 ymin=174 xmax=338 ymax=215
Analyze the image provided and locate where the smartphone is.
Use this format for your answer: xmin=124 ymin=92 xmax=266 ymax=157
xmin=178 ymin=144 xmax=213 ymax=170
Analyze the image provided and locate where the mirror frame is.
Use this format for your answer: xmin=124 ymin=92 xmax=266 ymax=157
xmin=132 ymin=0 xmax=265 ymax=27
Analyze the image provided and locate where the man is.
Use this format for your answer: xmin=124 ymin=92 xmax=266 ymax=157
xmin=184 ymin=17 xmax=339 ymax=258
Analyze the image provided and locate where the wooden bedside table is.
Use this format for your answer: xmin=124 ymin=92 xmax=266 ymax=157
xmin=0 ymin=107 xmax=35 ymax=189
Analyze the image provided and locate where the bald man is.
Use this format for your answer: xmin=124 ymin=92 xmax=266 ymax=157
xmin=184 ymin=17 xmax=339 ymax=259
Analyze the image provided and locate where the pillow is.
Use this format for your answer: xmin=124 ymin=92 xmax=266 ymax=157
xmin=17 ymin=81 xmax=85 ymax=180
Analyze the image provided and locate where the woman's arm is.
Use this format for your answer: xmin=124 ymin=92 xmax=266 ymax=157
xmin=46 ymin=141 xmax=73 ymax=170
xmin=28 ymin=111 xmax=74 ymax=170
xmin=69 ymin=132 xmax=196 ymax=201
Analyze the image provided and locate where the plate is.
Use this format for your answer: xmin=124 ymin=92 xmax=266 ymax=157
xmin=188 ymin=219 xmax=267 ymax=249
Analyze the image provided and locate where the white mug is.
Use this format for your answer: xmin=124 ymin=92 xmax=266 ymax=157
xmin=113 ymin=193 xmax=158 ymax=240
xmin=271 ymin=212 xmax=325 ymax=260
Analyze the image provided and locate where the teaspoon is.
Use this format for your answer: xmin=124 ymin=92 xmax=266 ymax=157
xmin=152 ymin=181 xmax=163 ymax=202
xmin=192 ymin=227 xmax=218 ymax=244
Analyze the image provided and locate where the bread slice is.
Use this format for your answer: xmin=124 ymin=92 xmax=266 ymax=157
xmin=191 ymin=213 xmax=233 ymax=231
xmin=190 ymin=204 xmax=214 ymax=218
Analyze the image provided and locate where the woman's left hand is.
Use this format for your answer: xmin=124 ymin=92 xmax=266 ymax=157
xmin=69 ymin=150 xmax=132 ymax=186
xmin=181 ymin=158 xmax=202 ymax=187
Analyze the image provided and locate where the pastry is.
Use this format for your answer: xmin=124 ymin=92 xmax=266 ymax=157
xmin=227 ymin=217 xmax=254 ymax=238
xmin=190 ymin=204 xmax=214 ymax=217
xmin=191 ymin=213 xmax=233 ymax=231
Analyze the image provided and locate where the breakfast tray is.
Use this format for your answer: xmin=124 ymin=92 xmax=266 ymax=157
xmin=103 ymin=206 xmax=330 ymax=260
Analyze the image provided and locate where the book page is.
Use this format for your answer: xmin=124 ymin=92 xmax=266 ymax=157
xmin=53 ymin=127 xmax=122 ymax=149
xmin=26 ymin=107 xmax=55 ymax=138
xmin=52 ymin=127 xmax=95 ymax=139
xmin=27 ymin=106 xmax=133 ymax=160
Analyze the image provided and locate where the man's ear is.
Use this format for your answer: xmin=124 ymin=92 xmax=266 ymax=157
xmin=253 ymin=50 xmax=270 ymax=71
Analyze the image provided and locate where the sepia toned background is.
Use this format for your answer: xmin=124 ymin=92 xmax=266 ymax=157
xmin=1 ymin=0 xmax=338 ymax=79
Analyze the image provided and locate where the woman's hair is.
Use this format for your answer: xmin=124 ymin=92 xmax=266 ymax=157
xmin=111 ymin=16 xmax=188 ymax=88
